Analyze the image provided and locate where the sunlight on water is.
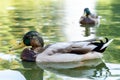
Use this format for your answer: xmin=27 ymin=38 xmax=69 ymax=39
xmin=0 ymin=53 xmax=17 ymax=61
xmin=0 ymin=70 xmax=26 ymax=80
xmin=64 ymin=0 xmax=97 ymax=41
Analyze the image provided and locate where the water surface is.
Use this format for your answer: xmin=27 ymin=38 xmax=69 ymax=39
xmin=0 ymin=0 xmax=120 ymax=80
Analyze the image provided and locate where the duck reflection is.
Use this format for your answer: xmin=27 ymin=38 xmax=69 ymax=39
xmin=37 ymin=59 xmax=110 ymax=79
xmin=20 ymin=61 xmax=43 ymax=80
xmin=80 ymin=24 xmax=99 ymax=37
xmin=92 ymin=62 xmax=110 ymax=79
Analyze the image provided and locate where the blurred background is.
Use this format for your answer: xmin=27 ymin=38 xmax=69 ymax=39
xmin=0 ymin=0 xmax=120 ymax=80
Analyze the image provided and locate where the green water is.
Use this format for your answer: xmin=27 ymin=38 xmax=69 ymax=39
xmin=0 ymin=0 xmax=120 ymax=80
xmin=96 ymin=0 xmax=120 ymax=63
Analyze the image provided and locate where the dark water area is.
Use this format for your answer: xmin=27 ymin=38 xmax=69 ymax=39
xmin=0 ymin=0 xmax=120 ymax=80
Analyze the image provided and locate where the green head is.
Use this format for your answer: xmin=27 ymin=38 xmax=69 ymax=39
xmin=84 ymin=8 xmax=91 ymax=16
xmin=23 ymin=31 xmax=44 ymax=47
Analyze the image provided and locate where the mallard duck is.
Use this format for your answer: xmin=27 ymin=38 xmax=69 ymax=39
xmin=79 ymin=8 xmax=99 ymax=25
xmin=36 ymin=38 xmax=113 ymax=62
xmin=13 ymin=31 xmax=113 ymax=62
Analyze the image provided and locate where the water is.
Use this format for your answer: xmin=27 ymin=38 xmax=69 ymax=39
xmin=0 ymin=0 xmax=120 ymax=80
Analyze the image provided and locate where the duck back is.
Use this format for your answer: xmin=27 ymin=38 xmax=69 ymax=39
xmin=80 ymin=17 xmax=95 ymax=24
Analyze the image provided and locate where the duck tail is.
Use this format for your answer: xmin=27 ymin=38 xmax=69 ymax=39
xmin=91 ymin=38 xmax=113 ymax=53
xmin=100 ymin=38 xmax=113 ymax=50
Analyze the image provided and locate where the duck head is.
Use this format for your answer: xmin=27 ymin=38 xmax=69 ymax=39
xmin=9 ymin=31 xmax=44 ymax=51
xmin=23 ymin=31 xmax=44 ymax=47
xmin=84 ymin=8 xmax=91 ymax=16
